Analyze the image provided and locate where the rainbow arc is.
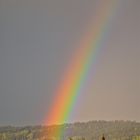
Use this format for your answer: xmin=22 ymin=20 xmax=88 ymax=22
xmin=44 ymin=0 xmax=120 ymax=139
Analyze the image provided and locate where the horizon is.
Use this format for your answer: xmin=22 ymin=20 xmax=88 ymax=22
xmin=0 ymin=119 xmax=140 ymax=127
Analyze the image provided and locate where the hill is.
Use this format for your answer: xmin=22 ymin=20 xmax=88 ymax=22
xmin=0 ymin=120 xmax=140 ymax=140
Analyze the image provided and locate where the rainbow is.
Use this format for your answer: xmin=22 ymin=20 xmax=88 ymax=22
xmin=44 ymin=0 xmax=120 ymax=139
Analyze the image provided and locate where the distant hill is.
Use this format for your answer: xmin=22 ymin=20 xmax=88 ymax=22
xmin=0 ymin=120 xmax=140 ymax=140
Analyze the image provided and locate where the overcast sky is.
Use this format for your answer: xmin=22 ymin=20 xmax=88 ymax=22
xmin=0 ymin=0 xmax=140 ymax=126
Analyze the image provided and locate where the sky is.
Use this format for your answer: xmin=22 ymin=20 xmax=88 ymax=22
xmin=0 ymin=0 xmax=140 ymax=126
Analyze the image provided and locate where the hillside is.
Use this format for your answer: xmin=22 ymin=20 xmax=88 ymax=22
xmin=0 ymin=120 xmax=140 ymax=140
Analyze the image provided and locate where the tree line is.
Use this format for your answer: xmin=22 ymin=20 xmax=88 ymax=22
xmin=0 ymin=120 xmax=140 ymax=140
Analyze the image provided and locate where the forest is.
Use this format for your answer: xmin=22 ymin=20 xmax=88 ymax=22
xmin=0 ymin=120 xmax=140 ymax=140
